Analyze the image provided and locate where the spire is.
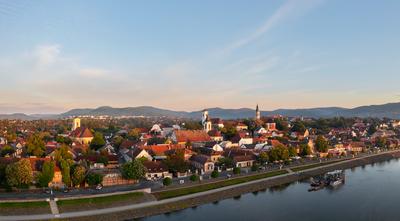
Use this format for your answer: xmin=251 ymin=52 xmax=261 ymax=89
xmin=256 ymin=104 xmax=261 ymax=120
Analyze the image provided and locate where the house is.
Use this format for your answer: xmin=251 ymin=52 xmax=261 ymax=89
xmin=143 ymin=161 xmax=172 ymax=180
xmin=235 ymin=122 xmax=248 ymax=131
xmin=231 ymin=132 xmax=253 ymax=147
xmin=265 ymin=123 xmax=277 ymax=131
xmin=130 ymin=148 xmax=153 ymax=161
xmin=190 ymin=154 xmax=215 ymax=173
xmin=208 ymin=130 xmax=223 ymax=142
xmin=255 ymin=126 xmax=268 ymax=135
xmin=224 ymin=149 xmax=256 ymax=168
xmin=171 ymin=130 xmax=212 ymax=145
xmin=233 ymin=154 xmax=256 ymax=168
xmin=211 ymin=118 xmax=224 ymax=128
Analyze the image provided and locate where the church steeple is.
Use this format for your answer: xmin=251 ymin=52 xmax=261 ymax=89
xmin=256 ymin=104 xmax=261 ymax=120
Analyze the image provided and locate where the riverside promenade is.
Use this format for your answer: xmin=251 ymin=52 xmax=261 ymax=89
xmin=1 ymin=150 xmax=400 ymax=221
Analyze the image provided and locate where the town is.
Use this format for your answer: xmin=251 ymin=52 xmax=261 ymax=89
xmin=0 ymin=105 xmax=398 ymax=192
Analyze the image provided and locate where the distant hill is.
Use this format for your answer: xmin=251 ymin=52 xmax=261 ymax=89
xmin=1 ymin=102 xmax=400 ymax=120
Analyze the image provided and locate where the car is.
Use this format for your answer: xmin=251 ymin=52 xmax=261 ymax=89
xmin=62 ymin=188 xmax=69 ymax=193
xmin=226 ymin=174 xmax=232 ymax=179
xmin=95 ymin=184 xmax=103 ymax=190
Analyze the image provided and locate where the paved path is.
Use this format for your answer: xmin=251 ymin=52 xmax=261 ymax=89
xmin=285 ymin=168 xmax=293 ymax=173
xmin=49 ymin=199 xmax=60 ymax=216
xmin=0 ymin=150 xmax=399 ymax=221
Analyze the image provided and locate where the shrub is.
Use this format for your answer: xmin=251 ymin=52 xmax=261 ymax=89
xmin=190 ymin=174 xmax=199 ymax=182
xmin=163 ymin=177 xmax=172 ymax=186
xmin=211 ymin=170 xmax=219 ymax=178
xmin=233 ymin=167 xmax=241 ymax=175
xmin=251 ymin=164 xmax=258 ymax=172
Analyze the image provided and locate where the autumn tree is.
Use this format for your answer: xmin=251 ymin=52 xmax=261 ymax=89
xmin=165 ymin=150 xmax=189 ymax=173
xmin=6 ymin=159 xmax=33 ymax=187
xmin=268 ymin=144 xmax=289 ymax=162
xmin=315 ymin=135 xmax=329 ymax=153
xmin=0 ymin=145 xmax=15 ymax=157
xmin=71 ymin=165 xmax=86 ymax=187
xmin=26 ymin=133 xmax=46 ymax=157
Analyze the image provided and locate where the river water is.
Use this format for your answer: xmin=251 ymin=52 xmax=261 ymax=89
xmin=143 ymin=159 xmax=400 ymax=221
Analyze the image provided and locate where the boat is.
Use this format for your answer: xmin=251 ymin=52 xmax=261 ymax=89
xmin=308 ymin=170 xmax=345 ymax=191
xmin=325 ymin=170 xmax=345 ymax=187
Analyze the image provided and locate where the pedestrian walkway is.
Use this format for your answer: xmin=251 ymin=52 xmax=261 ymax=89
xmin=285 ymin=168 xmax=294 ymax=174
xmin=49 ymin=198 xmax=60 ymax=217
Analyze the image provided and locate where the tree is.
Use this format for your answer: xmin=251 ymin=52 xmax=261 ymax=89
xmin=0 ymin=145 xmax=14 ymax=157
xmin=60 ymin=160 xmax=71 ymax=187
xmin=163 ymin=177 xmax=172 ymax=186
xmin=251 ymin=164 xmax=259 ymax=172
xmin=96 ymin=155 xmax=109 ymax=166
xmin=190 ymin=174 xmax=199 ymax=182
xmin=220 ymin=125 xmax=237 ymax=140
xmin=165 ymin=150 xmax=189 ymax=173
xmin=90 ymin=132 xmax=106 ymax=150
xmin=268 ymin=144 xmax=289 ymax=162
xmin=217 ymin=157 xmax=235 ymax=169
xmin=128 ymin=128 xmax=141 ymax=141
xmin=55 ymin=136 xmax=72 ymax=145
xmin=121 ymin=159 xmax=146 ymax=180
xmin=288 ymin=146 xmax=297 ymax=157
xmin=71 ymin=165 xmax=86 ymax=187
xmin=233 ymin=167 xmax=241 ymax=174
xmin=0 ymin=163 xmax=7 ymax=187
xmin=26 ymin=133 xmax=46 ymax=157
xmin=86 ymin=173 xmax=103 ymax=186
xmin=375 ymin=137 xmax=387 ymax=148
xmin=6 ymin=159 xmax=33 ymax=187
xmin=315 ymin=135 xmax=329 ymax=153
xmin=258 ymin=152 xmax=269 ymax=165
xmin=54 ymin=144 xmax=73 ymax=162
xmin=274 ymin=118 xmax=289 ymax=131
xmin=299 ymin=144 xmax=312 ymax=156
xmin=211 ymin=170 xmax=219 ymax=178
xmin=37 ymin=161 xmax=55 ymax=188
xmin=291 ymin=121 xmax=306 ymax=133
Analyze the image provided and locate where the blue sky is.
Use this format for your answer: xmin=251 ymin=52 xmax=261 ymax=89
xmin=0 ymin=0 xmax=399 ymax=114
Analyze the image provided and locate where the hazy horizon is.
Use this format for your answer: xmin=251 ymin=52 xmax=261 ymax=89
xmin=1 ymin=0 xmax=399 ymax=114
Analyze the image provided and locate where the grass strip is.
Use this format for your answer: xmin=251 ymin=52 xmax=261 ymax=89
xmin=58 ymin=192 xmax=144 ymax=206
xmin=0 ymin=201 xmax=48 ymax=208
xmin=154 ymin=170 xmax=287 ymax=200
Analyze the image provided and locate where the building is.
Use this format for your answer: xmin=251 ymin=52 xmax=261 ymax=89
xmin=256 ymin=104 xmax=261 ymax=121
xmin=202 ymin=109 xmax=212 ymax=133
xmin=72 ymin=118 xmax=81 ymax=131
xmin=190 ymin=154 xmax=215 ymax=174
xmin=171 ymin=130 xmax=212 ymax=145
xmin=71 ymin=127 xmax=94 ymax=145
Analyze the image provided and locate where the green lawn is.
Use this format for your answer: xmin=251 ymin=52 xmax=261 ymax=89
xmin=57 ymin=192 xmax=144 ymax=206
xmin=0 ymin=201 xmax=48 ymax=208
xmin=154 ymin=170 xmax=288 ymax=200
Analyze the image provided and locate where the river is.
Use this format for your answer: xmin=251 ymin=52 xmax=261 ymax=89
xmin=143 ymin=158 xmax=400 ymax=221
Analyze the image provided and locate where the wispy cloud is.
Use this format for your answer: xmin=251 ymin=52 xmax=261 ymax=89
xmin=34 ymin=44 xmax=61 ymax=67
xmin=221 ymin=0 xmax=323 ymax=55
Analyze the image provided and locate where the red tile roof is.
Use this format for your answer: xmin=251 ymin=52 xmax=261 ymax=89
xmin=174 ymin=130 xmax=211 ymax=143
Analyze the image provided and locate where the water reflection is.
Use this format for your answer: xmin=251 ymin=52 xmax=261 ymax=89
xmin=144 ymin=159 xmax=400 ymax=221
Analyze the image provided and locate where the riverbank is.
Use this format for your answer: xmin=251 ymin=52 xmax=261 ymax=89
xmin=55 ymin=150 xmax=400 ymax=221
xmin=1 ymin=150 xmax=400 ymax=221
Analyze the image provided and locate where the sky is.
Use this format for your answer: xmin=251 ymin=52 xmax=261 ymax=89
xmin=0 ymin=0 xmax=399 ymax=114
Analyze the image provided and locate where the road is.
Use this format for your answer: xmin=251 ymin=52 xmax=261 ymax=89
xmin=1 ymin=149 xmax=397 ymax=221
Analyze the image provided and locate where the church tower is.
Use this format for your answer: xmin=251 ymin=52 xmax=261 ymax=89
xmin=255 ymin=104 xmax=261 ymax=120
xmin=72 ymin=118 xmax=81 ymax=131
xmin=202 ymin=109 xmax=212 ymax=133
